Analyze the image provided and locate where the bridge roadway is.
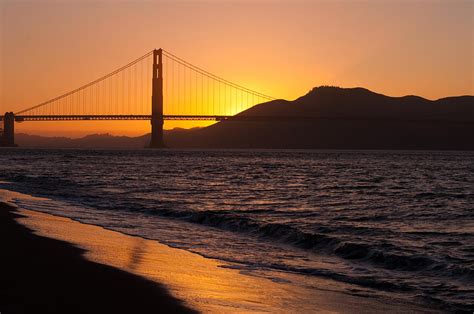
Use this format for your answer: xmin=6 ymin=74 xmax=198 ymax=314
xmin=2 ymin=115 xmax=474 ymax=124
xmin=4 ymin=115 xmax=231 ymax=122
xmin=0 ymin=114 xmax=305 ymax=122
xmin=0 ymin=115 xmax=369 ymax=122
xmin=0 ymin=114 xmax=391 ymax=122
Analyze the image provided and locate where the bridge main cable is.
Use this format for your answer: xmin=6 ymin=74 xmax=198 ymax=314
xmin=15 ymin=51 xmax=154 ymax=115
xmin=162 ymin=49 xmax=276 ymax=101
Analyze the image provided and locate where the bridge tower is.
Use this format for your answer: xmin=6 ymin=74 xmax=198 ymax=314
xmin=149 ymin=48 xmax=165 ymax=148
xmin=2 ymin=112 xmax=15 ymax=147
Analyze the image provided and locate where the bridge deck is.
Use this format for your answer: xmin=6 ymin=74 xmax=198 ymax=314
xmin=4 ymin=115 xmax=358 ymax=122
xmin=1 ymin=115 xmax=472 ymax=124
xmin=5 ymin=115 xmax=231 ymax=122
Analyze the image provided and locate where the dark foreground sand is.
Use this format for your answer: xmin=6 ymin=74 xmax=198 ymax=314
xmin=0 ymin=203 xmax=196 ymax=314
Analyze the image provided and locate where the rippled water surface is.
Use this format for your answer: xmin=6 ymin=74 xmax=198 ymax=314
xmin=1 ymin=149 xmax=473 ymax=312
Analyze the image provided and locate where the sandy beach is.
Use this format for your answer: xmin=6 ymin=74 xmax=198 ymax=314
xmin=0 ymin=202 xmax=196 ymax=313
xmin=0 ymin=195 xmax=440 ymax=313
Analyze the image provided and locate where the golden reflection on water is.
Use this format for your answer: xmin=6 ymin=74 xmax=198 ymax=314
xmin=16 ymin=209 xmax=429 ymax=313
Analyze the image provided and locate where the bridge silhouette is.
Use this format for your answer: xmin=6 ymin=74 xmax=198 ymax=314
xmin=1 ymin=48 xmax=276 ymax=147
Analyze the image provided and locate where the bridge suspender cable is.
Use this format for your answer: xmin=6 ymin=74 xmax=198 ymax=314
xmin=15 ymin=51 xmax=154 ymax=115
xmin=162 ymin=50 xmax=275 ymax=101
xmin=15 ymin=48 xmax=277 ymax=117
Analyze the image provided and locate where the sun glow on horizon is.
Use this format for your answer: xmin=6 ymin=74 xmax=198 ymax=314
xmin=1 ymin=0 xmax=472 ymax=137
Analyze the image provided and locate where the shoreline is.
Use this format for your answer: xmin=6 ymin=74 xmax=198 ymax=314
xmin=0 ymin=202 xmax=196 ymax=314
xmin=0 ymin=195 xmax=444 ymax=313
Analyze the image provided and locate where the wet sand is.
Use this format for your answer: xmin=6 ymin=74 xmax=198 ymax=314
xmin=1 ymin=199 xmax=438 ymax=313
xmin=0 ymin=203 xmax=196 ymax=313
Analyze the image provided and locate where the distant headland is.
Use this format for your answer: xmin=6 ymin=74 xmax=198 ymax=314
xmin=14 ymin=87 xmax=474 ymax=150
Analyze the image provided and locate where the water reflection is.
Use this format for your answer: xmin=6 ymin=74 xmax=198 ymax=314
xmin=127 ymin=238 xmax=147 ymax=271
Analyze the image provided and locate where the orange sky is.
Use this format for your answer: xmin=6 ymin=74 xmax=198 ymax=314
xmin=1 ymin=0 xmax=473 ymax=137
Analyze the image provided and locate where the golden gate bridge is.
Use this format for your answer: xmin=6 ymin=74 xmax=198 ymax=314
xmin=1 ymin=48 xmax=277 ymax=147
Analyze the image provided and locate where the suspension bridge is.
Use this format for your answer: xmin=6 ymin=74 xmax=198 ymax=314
xmin=1 ymin=48 xmax=277 ymax=147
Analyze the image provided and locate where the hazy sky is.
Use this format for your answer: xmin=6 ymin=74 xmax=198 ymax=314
xmin=1 ymin=0 xmax=473 ymax=137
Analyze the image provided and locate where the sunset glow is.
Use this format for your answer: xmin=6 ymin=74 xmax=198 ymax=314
xmin=1 ymin=2 xmax=472 ymax=312
xmin=1 ymin=0 xmax=472 ymax=137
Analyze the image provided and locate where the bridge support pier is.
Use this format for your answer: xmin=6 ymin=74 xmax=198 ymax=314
xmin=2 ymin=112 xmax=16 ymax=147
xmin=149 ymin=48 xmax=165 ymax=148
xmin=150 ymin=117 xmax=164 ymax=148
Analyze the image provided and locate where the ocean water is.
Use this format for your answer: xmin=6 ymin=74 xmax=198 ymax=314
xmin=0 ymin=149 xmax=473 ymax=312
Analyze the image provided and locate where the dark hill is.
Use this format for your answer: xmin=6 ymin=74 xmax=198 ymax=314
xmin=16 ymin=133 xmax=149 ymax=148
xmin=233 ymin=86 xmax=472 ymax=121
xmin=15 ymin=129 xmax=198 ymax=149
xmin=166 ymin=86 xmax=474 ymax=150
